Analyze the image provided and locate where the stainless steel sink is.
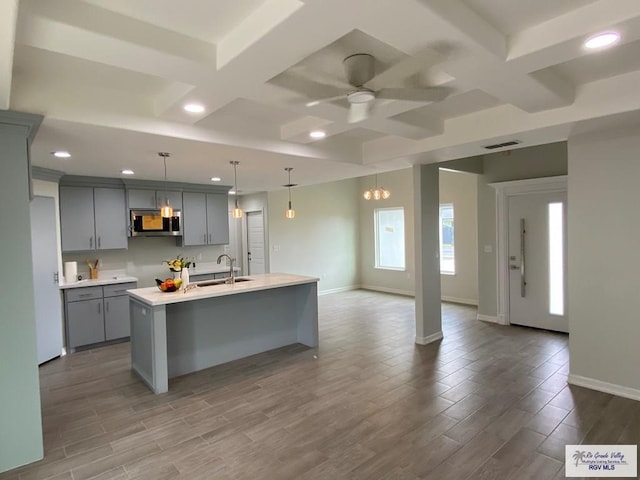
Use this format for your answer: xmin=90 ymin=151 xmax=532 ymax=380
xmin=196 ymin=277 xmax=252 ymax=287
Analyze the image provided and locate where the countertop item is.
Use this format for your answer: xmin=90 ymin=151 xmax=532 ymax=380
xmin=127 ymin=273 xmax=318 ymax=306
xmin=59 ymin=274 xmax=138 ymax=289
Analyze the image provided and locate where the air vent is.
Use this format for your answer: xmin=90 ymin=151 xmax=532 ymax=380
xmin=483 ymin=140 xmax=521 ymax=150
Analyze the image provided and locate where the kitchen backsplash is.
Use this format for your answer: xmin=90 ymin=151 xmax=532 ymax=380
xmin=62 ymin=237 xmax=228 ymax=287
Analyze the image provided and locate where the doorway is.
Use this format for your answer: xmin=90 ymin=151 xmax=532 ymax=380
xmin=246 ymin=211 xmax=265 ymax=275
xmin=493 ymin=176 xmax=568 ymax=333
xmin=508 ymin=191 xmax=567 ymax=332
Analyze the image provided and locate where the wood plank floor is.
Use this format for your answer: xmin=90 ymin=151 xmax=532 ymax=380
xmin=2 ymin=290 xmax=639 ymax=480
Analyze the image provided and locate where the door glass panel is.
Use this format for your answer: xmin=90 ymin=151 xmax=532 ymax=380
xmin=548 ymin=202 xmax=564 ymax=315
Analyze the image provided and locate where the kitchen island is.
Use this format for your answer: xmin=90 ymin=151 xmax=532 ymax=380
xmin=127 ymin=273 xmax=319 ymax=394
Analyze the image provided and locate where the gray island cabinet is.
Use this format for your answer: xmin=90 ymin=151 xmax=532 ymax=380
xmin=127 ymin=273 xmax=319 ymax=394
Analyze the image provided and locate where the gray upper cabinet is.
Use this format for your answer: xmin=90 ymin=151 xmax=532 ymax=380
xmin=156 ymin=191 xmax=182 ymax=210
xmin=60 ymin=186 xmax=127 ymax=252
xmin=94 ymin=188 xmax=127 ymax=250
xmin=128 ymin=189 xmax=182 ymax=210
xmin=182 ymin=192 xmax=208 ymax=246
xmin=127 ymin=189 xmax=156 ymax=209
xmin=206 ymin=193 xmax=229 ymax=245
xmin=182 ymin=192 xmax=229 ymax=246
xmin=60 ymin=187 xmax=96 ymax=252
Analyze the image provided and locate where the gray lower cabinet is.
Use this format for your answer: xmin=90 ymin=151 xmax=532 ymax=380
xmin=182 ymin=192 xmax=229 ymax=246
xmin=64 ymin=282 xmax=137 ymax=349
xmin=60 ymin=186 xmax=127 ymax=252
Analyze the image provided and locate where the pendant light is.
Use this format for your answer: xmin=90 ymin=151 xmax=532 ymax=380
xmin=158 ymin=152 xmax=173 ymax=218
xmin=284 ymin=167 xmax=297 ymax=219
xmin=363 ymin=174 xmax=390 ymax=200
xmin=230 ymin=161 xmax=243 ymax=219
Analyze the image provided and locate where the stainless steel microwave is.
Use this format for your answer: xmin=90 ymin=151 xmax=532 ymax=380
xmin=130 ymin=209 xmax=182 ymax=237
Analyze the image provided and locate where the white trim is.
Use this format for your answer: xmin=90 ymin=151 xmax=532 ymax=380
xmin=360 ymin=285 xmax=415 ymax=297
xmin=415 ymin=331 xmax=443 ymax=345
xmin=442 ymin=296 xmax=478 ymax=306
xmin=490 ymin=176 xmax=568 ymax=327
xmin=477 ymin=314 xmax=508 ymax=325
xmin=568 ymin=374 xmax=640 ymax=402
xmin=318 ymin=285 xmax=358 ymax=296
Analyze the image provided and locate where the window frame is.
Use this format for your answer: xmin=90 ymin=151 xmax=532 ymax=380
xmin=439 ymin=203 xmax=455 ymax=275
xmin=374 ymin=207 xmax=406 ymax=271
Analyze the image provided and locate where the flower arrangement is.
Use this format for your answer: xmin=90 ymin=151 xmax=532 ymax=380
xmin=164 ymin=255 xmax=192 ymax=272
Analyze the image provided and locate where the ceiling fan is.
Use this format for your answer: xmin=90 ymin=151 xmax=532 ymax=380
xmin=303 ymin=53 xmax=450 ymax=124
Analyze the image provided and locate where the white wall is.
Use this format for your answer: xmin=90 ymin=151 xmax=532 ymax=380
xmin=267 ymin=178 xmax=360 ymax=293
xmin=359 ymin=168 xmax=415 ymax=295
xmin=63 ymin=239 xmax=226 ymax=287
xmin=568 ymin=130 xmax=640 ymax=396
xmin=440 ymin=171 xmax=478 ymax=305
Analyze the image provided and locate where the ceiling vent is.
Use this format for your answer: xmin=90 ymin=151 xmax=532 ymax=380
xmin=483 ymin=140 xmax=521 ymax=150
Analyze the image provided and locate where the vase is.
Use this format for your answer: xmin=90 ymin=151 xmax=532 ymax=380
xmin=181 ymin=268 xmax=190 ymax=291
xmin=173 ymin=270 xmax=182 ymax=280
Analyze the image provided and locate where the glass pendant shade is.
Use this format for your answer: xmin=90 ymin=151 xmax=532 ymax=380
xmin=159 ymin=152 xmax=173 ymax=217
xmin=284 ymin=167 xmax=296 ymax=220
xmin=230 ymin=161 xmax=243 ymax=218
xmin=363 ymin=174 xmax=390 ymax=201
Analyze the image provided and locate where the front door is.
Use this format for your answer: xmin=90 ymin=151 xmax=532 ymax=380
xmin=508 ymin=191 xmax=568 ymax=333
xmin=246 ymin=211 xmax=265 ymax=275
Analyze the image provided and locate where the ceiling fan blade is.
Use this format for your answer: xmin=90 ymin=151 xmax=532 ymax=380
xmin=289 ymin=65 xmax=353 ymax=90
xmin=365 ymin=49 xmax=443 ymax=91
xmin=347 ymin=101 xmax=373 ymax=123
xmin=376 ymin=87 xmax=450 ymax=102
xmin=305 ymin=94 xmax=345 ymax=107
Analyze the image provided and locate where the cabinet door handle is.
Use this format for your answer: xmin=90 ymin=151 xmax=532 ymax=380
xmin=98 ymin=302 xmax=101 ymax=314
xmin=106 ymin=301 xmax=109 ymax=313
xmin=89 ymin=236 xmax=93 ymax=249
xmin=204 ymin=234 xmax=207 ymax=243
xmin=79 ymin=293 xmax=93 ymax=298
xmin=98 ymin=237 xmax=101 ymax=248
xmin=208 ymin=233 xmax=212 ymax=243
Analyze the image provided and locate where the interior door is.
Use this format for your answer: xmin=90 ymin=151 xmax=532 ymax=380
xmin=246 ymin=211 xmax=265 ymax=275
xmin=30 ymin=196 xmax=63 ymax=364
xmin=508 ymin=191 xmax=568 ymax=333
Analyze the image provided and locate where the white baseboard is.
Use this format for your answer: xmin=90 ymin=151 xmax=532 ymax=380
xmin=477 ymin=314 xmax=508 ymax=325
xmin=318 ymin=285 xmax=358 ymax=296
xmin=568 ymin=374 xmax=640 ymax=402
xmin=415 ymin=331 xmax=443 ymax=345
xmin=359 ymin=285 xmax=415 ymax=297
xmin=442 ymin=296 xmax=478 ymax=306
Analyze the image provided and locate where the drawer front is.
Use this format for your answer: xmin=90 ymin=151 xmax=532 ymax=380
xmin=65 ymin=286 xmax=103 ymax=303
xmin=103 ymin=282 xmax=138 ymax=298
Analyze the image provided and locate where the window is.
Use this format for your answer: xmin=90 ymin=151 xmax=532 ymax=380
xmin=439 ymin=204 xmax=455 ymax=274
xmin=375 ymin=207 xmax=405 ymax=270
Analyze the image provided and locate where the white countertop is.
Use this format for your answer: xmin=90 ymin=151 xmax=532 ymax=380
xmin=59 ymin=275 xmax=138 ymax=289
xmin=127 ymin=273 xmax=319 ymax=306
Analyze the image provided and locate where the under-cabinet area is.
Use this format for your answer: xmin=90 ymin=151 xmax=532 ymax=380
xmin=62 ymin=281 xmax=137 ymax=350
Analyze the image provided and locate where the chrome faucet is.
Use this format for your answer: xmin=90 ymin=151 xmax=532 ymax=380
xmin=216 ymin=254 xmax=236 ymax=284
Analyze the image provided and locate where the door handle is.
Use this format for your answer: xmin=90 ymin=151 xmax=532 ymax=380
xmin=520 ymin=218 xmax=526 ymax=297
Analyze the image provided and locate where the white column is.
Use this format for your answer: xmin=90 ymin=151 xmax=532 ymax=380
xmin=413 ymin=164 xmax=443 ymax=344
xmin=0 ymin=0 xmax=19 ymax=109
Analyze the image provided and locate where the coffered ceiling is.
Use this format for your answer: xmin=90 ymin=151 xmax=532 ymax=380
xmin=4 ymin=0 xmax=640 ymax=192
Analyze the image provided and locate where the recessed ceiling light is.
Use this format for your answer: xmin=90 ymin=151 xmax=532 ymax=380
xmin=211 ymin=177 xmax=221 ymax=182
xmin=121 ymin=169 xmax=135 ymax=175
xmin=184 ymin=103 xmax=205 ymax=113
xmin=584 ymin=31 xmax=620 ymax=50
xmin=52 ymin=151 xmax=71 ymax=158
xmin=229 ymin=190 xmax=236 ymax=195
xmin=309 ymin=130 xmax=326 ymax=139
xmin=306 ymin=100 xmax=320 ymax=107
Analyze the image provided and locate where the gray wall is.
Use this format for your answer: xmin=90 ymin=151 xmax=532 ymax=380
xmin=267 ymin=178 xmax=360 ymax=293
xmin=568 ymin=129 xmax=640 ymax=393
xmin=0 ymin=118 xmax=43 ymax=472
